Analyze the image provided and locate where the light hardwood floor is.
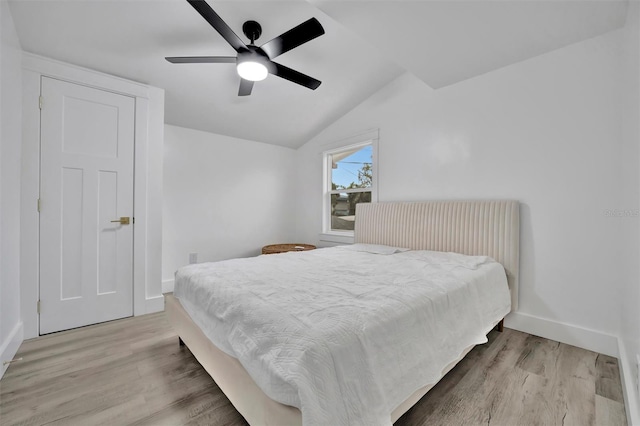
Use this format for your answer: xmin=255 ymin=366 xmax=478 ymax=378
xmin=0 ymin=311 xmax=627 ymax=426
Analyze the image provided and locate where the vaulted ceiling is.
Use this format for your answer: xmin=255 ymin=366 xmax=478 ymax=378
xmin=8 ymin=0 xmax=629 ymax=148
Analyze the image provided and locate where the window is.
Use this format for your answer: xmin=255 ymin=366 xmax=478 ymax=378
xmin=323 ymin=140 xmax=376 ymax=236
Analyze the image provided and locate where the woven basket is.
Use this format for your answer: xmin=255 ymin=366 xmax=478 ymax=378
xmin=262 ymin=243 xmax=316 ymax=255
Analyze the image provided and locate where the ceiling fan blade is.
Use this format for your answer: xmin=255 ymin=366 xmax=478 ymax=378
xmin=260 ymin=17 xmax=324 ymax=59
xmin=238 ymin=79 xmax=254 ymax=96
xmin=165 ymin=56 xmax=236 ymax=64
xmin=187 ymin=0 xmax=247 ymax=52
xmin=267 ymin=62 xmax=321 ymax=90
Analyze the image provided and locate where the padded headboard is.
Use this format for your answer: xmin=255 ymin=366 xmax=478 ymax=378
xmin=355 ymin=200 xmax=520 ymax=311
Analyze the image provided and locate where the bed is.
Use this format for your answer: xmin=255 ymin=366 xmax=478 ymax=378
xmin=166 ymin=200 xmax=520 ymax=425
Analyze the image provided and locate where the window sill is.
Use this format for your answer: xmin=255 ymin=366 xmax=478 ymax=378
xmin=319 ymin=232 xmax=354 ymax=245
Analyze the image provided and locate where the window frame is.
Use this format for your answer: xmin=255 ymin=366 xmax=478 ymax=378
xmin=321 ymin=132 xmax=378 ymax=242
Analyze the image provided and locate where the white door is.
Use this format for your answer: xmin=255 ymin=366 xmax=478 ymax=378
xmin=39 ymin=77 xmax=135 ymax=334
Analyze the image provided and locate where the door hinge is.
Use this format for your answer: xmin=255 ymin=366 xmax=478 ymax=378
xmin=39 ymin=95 xmax=43 ymax=110
xmin=37 ymin=198 xmax=41 ymax=212
xmin=37 ymin=300 xmax=41 ymax=314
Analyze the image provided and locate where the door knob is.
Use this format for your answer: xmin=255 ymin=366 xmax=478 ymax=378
xmin=110 ymin=217 xmax=130 ymax=225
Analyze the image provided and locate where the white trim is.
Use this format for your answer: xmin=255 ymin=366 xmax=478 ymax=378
xmin=505 ymin=311 xmax=619 ymax=357
xmin=145 ymin=295 xmax=165 ymax=314
xmin=22 ymin=53 xmax=149 ymax=98
xmin=133 ymin=97 xmax=150 ymax=317
xmin=0 ymin=321 xmax=24 ymax=380
xmin=162 ymin=279 xmax=175 ymax=294
xmin=328 ymin=187 xmax=373 ymax=195
xmin=20 ymin=69 xmax=41 ymax=339
xmin=319 ymin=232 xmax=355 ymax=245
xmin=618 ymin=338 xmax=640 ymax=426
xmin=20 ymin=53 xmax=164 ymax=338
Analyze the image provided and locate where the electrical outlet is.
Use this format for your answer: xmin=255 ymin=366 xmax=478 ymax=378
xmin=189 ymin=252 xmax=198 ymax=264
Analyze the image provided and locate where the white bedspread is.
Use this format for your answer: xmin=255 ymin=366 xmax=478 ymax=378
xmin=174 ymin=247 xmax=511 ymax=426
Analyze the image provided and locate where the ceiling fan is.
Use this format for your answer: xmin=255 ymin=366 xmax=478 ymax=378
xmin=166 ymin=0 xmax=325 ymax=96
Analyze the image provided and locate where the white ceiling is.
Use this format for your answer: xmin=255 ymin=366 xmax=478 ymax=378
xmin=8 ymin=0 xmax=629 ymax=148
xmin=313 ymin=0 xmax=629 ymax=89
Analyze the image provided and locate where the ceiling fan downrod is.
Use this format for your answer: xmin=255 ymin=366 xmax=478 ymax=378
xmin=242 ymin=20 xmax=262 ymax=45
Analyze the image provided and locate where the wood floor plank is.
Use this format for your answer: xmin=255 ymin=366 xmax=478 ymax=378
xmin=557 ymin=343 xmax=598 ymax=382
xmin=596 ymin=394 xmax=627 ymax=426
xmin=0 ymin=312 xmax=627 ymax=426
xmin=596 ymin=354 xmax=625 ymax=403
xmin=490 ymin=367 xmax=557 ymax=425
xmin=455 ymin=332 xmax=541 ymax=425
xmin=397 ymin=329 xmax=531 ymax=425
xmin=515 ymin=334 xmax=561 ymax=377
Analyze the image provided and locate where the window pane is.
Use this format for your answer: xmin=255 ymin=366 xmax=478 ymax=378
xmin=330 ymin=191 xmax=372 ymax=231
xmin=330 ymin=145 xmax=372 ymax=190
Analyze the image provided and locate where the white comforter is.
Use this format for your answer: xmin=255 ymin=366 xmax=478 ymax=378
xmin=174 ymin=247 xmax=511 ymax=426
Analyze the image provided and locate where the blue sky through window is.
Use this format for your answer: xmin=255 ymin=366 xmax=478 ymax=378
xmin=332 ymin=145 xmax=372 ymax=189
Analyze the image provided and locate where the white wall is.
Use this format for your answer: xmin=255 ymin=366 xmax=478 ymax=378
xmin=0 ymin=0 xmax=23 ymax=378
xmin=619 ymin=1 xmax=640 ymax=422
xmin=296 ymin=28 xmax=632 ymax=352
xmin=162 ymin=124 xmax=297 ymax=292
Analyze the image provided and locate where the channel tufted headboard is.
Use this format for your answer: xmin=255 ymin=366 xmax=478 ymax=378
xmin=355 ymin=200 xmax=520 ymax=311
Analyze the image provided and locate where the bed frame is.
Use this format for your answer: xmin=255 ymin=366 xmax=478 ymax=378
xmin=165 ymin=199 xmax=520 ymax=425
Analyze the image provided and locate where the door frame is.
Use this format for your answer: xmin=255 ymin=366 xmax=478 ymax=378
xmin=20 ymin=53 xmax=165 ymax=338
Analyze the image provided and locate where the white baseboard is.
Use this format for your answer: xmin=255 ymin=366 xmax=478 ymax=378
xmin=618 ymin=338 xmax=640 ymax=426
xmin=162 ymin=278 xmax=175 ymax=294
xmin=505 ymin=311 xmax=619 ymax=357
xmin=0 ymin=321 xmax=24 ymax=380
xmin=144 ymin=295 xmax=165 ymax=314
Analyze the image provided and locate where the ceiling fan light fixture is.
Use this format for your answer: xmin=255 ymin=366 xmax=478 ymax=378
xmin=167 ymin=0 xmax=324 ymax=95
xmin=237 ymin=61 xmax=268 ymax=82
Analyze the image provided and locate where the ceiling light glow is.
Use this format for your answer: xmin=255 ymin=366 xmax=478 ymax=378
xmin=237 ymin=61 xmax=268 ymax=81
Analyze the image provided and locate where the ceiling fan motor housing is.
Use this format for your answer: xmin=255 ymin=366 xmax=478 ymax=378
xmin=237 ymin=45 xmax=269 ymax=65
